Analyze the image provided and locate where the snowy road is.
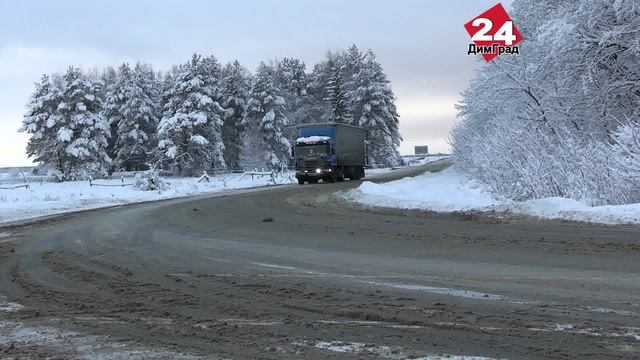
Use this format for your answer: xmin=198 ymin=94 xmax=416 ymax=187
xmin=1 ymin=159 xmax=639 ymax=359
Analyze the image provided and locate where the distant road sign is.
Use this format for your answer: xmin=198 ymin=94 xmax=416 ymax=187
xmin=414 ymin=146 xmax=429 ymax=155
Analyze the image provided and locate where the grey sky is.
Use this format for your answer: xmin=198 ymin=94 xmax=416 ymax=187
xmin=0 ymin=0 xmax=503 ymax=166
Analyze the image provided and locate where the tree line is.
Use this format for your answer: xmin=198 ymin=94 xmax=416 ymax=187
xmin=20 ymin=45 xmax=402 ymax=179
xmin=452 ymin=0 xmax=640 ymax=205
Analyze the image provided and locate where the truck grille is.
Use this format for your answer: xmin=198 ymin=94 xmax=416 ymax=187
xmin=301 ymin=159 xmax=321 ymax=171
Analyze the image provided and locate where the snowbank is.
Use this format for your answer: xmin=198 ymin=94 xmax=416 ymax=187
xmin=0 ymin=172 xmax=294 ymax=226
xmin=344 ymin=168 xmax=640 ymax=225
xmin=350 ymin=168 xmax=497 ymax=212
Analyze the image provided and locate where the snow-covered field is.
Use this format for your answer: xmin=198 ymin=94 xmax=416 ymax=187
xmin=344 ymin=167 xmax=640 ymax=225
xmin=0 ymin=171 xmax=295 ymax=226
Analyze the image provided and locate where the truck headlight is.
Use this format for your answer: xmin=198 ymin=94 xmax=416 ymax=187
xmin=315 ymin=168 xmax=322 ymax=173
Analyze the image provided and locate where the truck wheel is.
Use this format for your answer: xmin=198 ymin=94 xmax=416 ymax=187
xmin=328 ymin=172 xmax=337 ymax=183
xmin=297 ymin=178 xmax=305 ymax=185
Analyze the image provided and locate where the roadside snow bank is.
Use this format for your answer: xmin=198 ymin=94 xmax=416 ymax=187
xmin=513 ymin=197 xmax=640 ymax=225
xmin=344 ymin=168 xmax=640 ymax=225
xmin=0 ymin=172 xmax=294 ymax=226
xmin=352 ymin=168 xmax=496 ymax=212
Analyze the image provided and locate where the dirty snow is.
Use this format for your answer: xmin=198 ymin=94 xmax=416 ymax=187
xmin=344 ymin=167 xmax=640 ymax=225
xmin=366 ymin=281 xmax=505 ymax=301
xmin=0 ymin=295 xmax=24 ymax=312
xmin=295 ymin=340 xmax=504 ymax=360
xmin=0 ymin=320 xmax=199 ymax=359
xmin=534 ymin=323 xmax=640 ymax=342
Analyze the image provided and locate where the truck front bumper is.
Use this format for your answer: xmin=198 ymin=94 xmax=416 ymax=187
xmin=296 ymin=168 xmax=333 ymax=179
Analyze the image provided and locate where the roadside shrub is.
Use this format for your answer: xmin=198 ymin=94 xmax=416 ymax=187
xmin=134 ymin=169 xmax=168 ymax=191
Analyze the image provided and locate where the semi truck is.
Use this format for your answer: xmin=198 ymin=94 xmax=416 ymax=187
xmin=294 ymin=123 xmax=366 ymax=185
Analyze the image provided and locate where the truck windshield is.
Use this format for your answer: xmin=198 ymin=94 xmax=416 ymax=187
xmin=296 ymin=144 xmax=329 ymax=157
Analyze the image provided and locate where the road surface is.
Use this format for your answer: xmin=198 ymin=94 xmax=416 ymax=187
xmin=1 ymin=160 xmax=639 ymax=359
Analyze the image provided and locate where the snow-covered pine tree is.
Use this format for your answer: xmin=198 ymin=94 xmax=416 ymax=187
xmin=100 ymin=66 xmax=117 ymax=98
xmin=273 ymin=57 xmax=317 ymax=144
xmin=343 ymin=44 xmax=365 ymax=81
xmin=20 ymin=74 xmax=65 ymax=171
xmin=324 ymin=59 xmax=350 ymax=124
xmin=220 ymin=60 xmax=251 ymax=169
xmin=103 ymin=64 xmax=132 ymax=167
xmin=308 ymin=51 xmax=345 ymax=123
xmin=277 ymin=58 xmax=307 ymax=97
xmin=349 ymin=50 xmax=402 ymax=166
xmin=241 ymin=62 xmax=291 ymax=169
xmin=275 ymin=57 xmax=315 ymax=126
xmin=56 ymin=66 xmax=111 ymax=179
xmin=342 ymin=44 xmax=365 ymax=126
xmin=104 ymin=63 xmax=160 ymax=171
xmin=158 ymin=54 xmax=226 ymax=176
xmin=159 ymin=65 xmax=179 ymax=107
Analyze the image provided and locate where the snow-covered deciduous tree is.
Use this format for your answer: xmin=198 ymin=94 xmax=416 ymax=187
xmin=104 ymin=63 xmax=160 ymax=171
xmin=349 ymin=51 xmax=402 ymax=166
xmin=158 ymin=54 xmax=226 ymax=176
xmin=220 ymin=60 xmax=251 ymax=169
xmin=611 ymin=120 xmax=640 ymax=201
xmin=452 ymin=0 xmax=640 ymax=205
xmin=241 ymin=62 xmax=291 ymax=169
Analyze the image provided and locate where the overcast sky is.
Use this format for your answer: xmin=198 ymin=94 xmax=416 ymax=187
xmin=0 ymin=0 xmax=504 ymax=166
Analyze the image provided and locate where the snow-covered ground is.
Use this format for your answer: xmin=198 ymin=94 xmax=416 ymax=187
xmin=0 ymin=156 xmax=445 ymax=227
xmin=0 ymin=171 xmax=295 ymax=226
xmin=0 ymin=165 xmax=400 ymax=227
xmin=344 ymin=167 xmax=640 ymax=225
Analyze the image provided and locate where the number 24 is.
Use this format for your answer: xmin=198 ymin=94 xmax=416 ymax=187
xmin=471 ymin=18 xmax=516 ymax=46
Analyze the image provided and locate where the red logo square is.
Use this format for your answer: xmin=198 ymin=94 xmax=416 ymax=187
xmin=464 ymin=3 xmax=523 ymax=62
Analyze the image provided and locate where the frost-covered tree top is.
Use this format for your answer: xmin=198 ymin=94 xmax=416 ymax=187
xmin=277 ymin=58 xmax=308 ymax=97
xmin=452 ymin=0 xmax=640 ymax=205
xmin=220 ymin=60 xmax=251 ymax=117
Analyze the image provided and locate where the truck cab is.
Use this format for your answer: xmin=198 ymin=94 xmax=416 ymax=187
xmin=294 ymin=136 xmax=336 ymax=183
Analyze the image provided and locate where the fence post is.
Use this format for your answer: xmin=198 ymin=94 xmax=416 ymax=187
xmin=20 ymin=171 xmax=30 ymax=189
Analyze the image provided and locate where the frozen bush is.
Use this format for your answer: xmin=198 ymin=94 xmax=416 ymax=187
xmin=134 ymin=170 xmax=168 ymax=191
